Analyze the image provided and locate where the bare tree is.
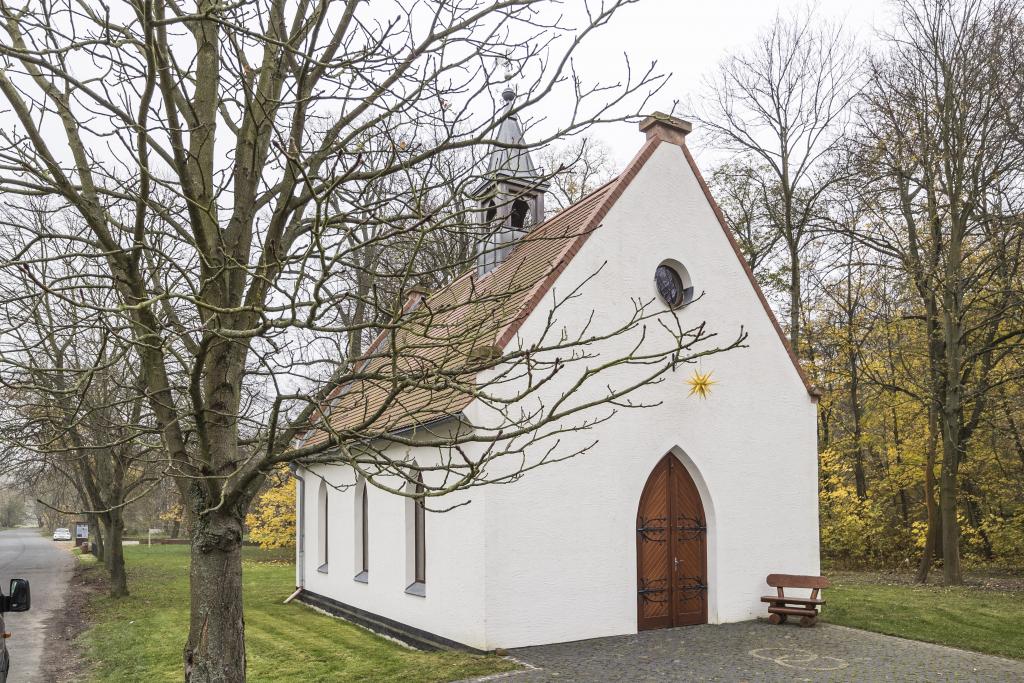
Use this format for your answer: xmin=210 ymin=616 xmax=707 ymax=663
xmin=694 ymin=7 xmax=860 ymax=354
xmin=540 ymin=137 xmax=617 ymax=213
xmin=0 ymin=487 xmax=26 ymax=528
xmin=708 ymin=159 xmax=784 ymax=282
xmin=0 ymin=2 xmax=745 ymax=680
xmin=846 ymin=0 xmax=1024 ymax=584
xmin=0 ymin=211 xmax=161 ymax=596
xmin=816 ymin=217 xmax=879 ymax=501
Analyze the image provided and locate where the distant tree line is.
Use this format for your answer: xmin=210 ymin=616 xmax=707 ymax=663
xmin=698 ymin=0 xmax=1024 ymax=583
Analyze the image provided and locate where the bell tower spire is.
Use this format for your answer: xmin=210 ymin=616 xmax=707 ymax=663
xmin=474 ymin=82 xmax=549 ymax=276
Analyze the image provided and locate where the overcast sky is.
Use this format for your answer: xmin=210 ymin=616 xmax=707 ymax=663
xmin=0 ymin=1 xmax=898 ymax=185
xmin=570 ymin=0 xmax=895 ymax=167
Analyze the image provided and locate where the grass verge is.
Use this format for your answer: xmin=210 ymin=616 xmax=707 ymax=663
xmin=78 ymin=545 xmax=516 ymax=682
xmin=824 ymin=575 xmax=1024 ymax=660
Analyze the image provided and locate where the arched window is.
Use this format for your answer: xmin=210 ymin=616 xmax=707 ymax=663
xmin=361 ymin=484 xmax=369 ymax=574
xmin=414 ymin=475 xmax=426 ymax=584
xmin=510 ymin=199 xmax=532 ymax=231
xmin=405 ymin=472 xmax=427 ymax=595
xmin=317 ymin=480 xmax=328 ymax=572
xmin=353 ymin=478 xmax=369 ymax=582
xmin=478 ymin=200 xmax=499 ymax=273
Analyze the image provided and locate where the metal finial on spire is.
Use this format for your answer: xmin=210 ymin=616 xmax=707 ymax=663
xmin=480 ymin=56 xmax=544 ymax=183
xmin=500 ymin=58 xmax=516 ymax=105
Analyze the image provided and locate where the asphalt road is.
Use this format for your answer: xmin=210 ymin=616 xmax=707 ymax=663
xmin=0 ymin=529 xmax=74 ymax=683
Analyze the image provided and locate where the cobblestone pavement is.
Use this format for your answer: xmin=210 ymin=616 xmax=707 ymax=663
xmin=487 ymin=622 xmax=1024 ymax=682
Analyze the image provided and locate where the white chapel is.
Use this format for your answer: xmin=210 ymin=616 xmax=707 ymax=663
xmin=292 ymin=97 xmax=820 ymax=652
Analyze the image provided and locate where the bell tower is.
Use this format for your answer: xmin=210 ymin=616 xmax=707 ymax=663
xmin=474 ymin=86 xmax=549 ymax=276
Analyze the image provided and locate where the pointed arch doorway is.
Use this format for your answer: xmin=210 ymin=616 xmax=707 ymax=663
xmin=636 ymin=453 xmax=708 ymax=630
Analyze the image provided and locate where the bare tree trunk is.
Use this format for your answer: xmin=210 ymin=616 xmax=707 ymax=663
xmin=173 ymin=488 xmax=195 ymax=539
xmin=938 ymin=441 xmax=962 ymax=585
xmin=184 ymin=510 xmax=246 ymax=683
xmin=962 ymin=478 xmax=994 ymax=561
xmin=939 ymin=226 xmax=965 ymax=586
xmin=939 ymin=378 xmax=963 ymax=585
xmin=891 ymin=408 xmax=909 ymax=525
xmin=819 ymin=407 xmax=831 ymax=449
xmin=849 ymin=339 xmax=867 ymax=500
xmin=107 ymin=513 xmax=129 ymax=598
xmin=91 ymin=513 xmax=105 ymax=563
xmin=915 ymin=407 xmax=940 ymax=584
xmin=1005 ymin=404 xmax=1024 ymax=470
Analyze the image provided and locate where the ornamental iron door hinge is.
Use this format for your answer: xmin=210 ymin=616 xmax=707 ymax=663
xmin=637 ymin=580 xmax=669 ymax=603
xmin=636 ymin=516 xmax=668 ymax=543
xmin=677 ymin=576 xmax=708 ymax=593
xmin=674 ymin=514 xmax=706 ymax=538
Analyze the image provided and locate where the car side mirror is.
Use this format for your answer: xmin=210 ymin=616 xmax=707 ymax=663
xmin=3 ymin=579 xmax=30 ymax=613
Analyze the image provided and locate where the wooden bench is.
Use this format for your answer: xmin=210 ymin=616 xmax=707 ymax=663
xmin=761 ymin=574 xmax=829 ymax=627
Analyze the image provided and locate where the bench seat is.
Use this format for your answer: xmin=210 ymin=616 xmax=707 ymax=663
xmin=763 ymin=574 xmax=829 ymax=627
xmin=767 ymin=605 xmax=819 ymax=617
xmin=760 ymin=595 xmax=825 ymax=606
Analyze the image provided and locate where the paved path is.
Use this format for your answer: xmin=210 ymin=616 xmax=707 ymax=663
xmin=0 ymin=529 xmax=74 ymax=683
xmin=497 ymin=621 xmax=1024 ymax=682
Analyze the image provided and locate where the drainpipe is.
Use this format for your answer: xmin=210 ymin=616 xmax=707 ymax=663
xmin=286 ymin=463 xmax=306 ymax=602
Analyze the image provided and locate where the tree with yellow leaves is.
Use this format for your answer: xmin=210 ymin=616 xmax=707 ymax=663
xmin=245 ymin=474 xmax=296 ymax=550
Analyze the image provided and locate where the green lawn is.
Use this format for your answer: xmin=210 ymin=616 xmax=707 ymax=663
xmin=824 ymin=576 xmax=1024 ymax=660
xmin=78 ymin=545 xmax=515 ymax=682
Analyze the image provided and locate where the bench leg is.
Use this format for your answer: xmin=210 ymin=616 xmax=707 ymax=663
xmin=799 ymin=615 xmax=817 ymax=627
xmin=768 ymin=613 xmax=787 ymax=625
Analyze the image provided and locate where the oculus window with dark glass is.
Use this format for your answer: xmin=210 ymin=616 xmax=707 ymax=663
xmin=655 ymin=263 xmax=693 ymax=308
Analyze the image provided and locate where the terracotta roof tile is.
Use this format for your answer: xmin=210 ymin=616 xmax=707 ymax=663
xmin=300 ymin=176 xmax=626 ymax=448
xmin=299 ymin=136 xmax=816 ymax=450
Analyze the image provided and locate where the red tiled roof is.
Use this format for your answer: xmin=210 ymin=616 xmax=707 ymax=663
xmin=299 ymin=162 xmax=633 ymax=448
xmin=299 ymin=135 xmax=817 ymax=449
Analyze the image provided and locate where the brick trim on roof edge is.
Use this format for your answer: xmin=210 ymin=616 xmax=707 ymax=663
xmin=303 ymin=133 xmax=818 ymax=447
xmin=678 ymin=143 xmax=820 ymax=400
xmin=493 ymin=136 xmax=662 ymax=350
xmin=297 ymin=283 xmax=441 ymax=444
xmin=492 ymin=136 xmax=819 ymax=401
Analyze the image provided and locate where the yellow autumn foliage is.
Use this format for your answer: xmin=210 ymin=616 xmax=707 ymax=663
xmin=159 ymin=503 xmax=183 ymax=525
xmin=246 ymin=475 xmax=297 ymax=550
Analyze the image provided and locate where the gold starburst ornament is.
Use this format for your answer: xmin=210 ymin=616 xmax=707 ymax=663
xmin=686 ymin=368 xmax=717 ymax=399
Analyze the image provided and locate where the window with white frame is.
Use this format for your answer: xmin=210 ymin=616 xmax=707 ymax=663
xmin=405 ymin=473 xmax=426 ymax=596
xmin=317 ymin=480 xmax=328 ymax=572
xmin=353 ymin=478 xmax=369 ymax=582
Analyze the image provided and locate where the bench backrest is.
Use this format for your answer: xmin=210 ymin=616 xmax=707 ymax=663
xmin=766 ymin=574 xmax=830 ymax=589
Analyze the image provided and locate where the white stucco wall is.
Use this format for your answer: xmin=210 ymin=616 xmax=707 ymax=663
xmin=476 ymin=140 xmax=819 ymax=648
xmin=296 ymin=138 xmax=819 ymax=651
xmin=296 ymin=438 xmax=489 ymax=649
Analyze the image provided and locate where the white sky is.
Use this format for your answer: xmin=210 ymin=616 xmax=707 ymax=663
xmin=570 ymin=0 xmax=895 ymax=167
xmin=0 ymin=0 xmax=898 ymax=185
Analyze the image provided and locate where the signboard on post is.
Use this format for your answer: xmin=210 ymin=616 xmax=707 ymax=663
xmin=75 ymin=523 xmax=89 ymax=540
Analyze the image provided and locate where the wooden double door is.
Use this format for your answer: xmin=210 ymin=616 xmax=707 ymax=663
xmin=636 ymin=454 xmax=708 ymax=630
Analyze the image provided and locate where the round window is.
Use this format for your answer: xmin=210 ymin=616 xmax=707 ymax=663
xmin=655 ymin=262 xmax=693 ymax=308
